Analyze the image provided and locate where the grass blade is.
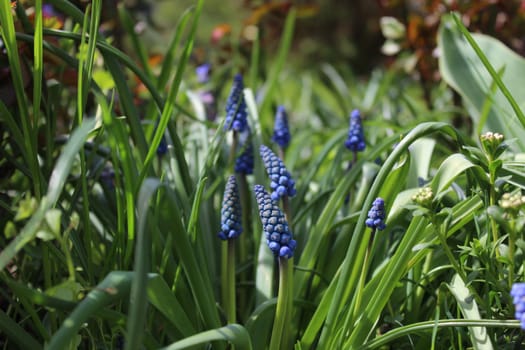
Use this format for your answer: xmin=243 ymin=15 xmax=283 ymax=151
xmin=158 ymin=324 xmax=253 ymax=350
xmin=0 ymin=118 xmax=97 ymax=271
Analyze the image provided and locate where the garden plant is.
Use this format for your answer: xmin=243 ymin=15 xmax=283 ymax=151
xmin=2 ymin=1 xmax=525 ymax=349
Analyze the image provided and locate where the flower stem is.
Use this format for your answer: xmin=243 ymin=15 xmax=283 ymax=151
xmin=269 ymin=257 xmax=292 ymax=350
xmin=226 ymin=239 xmax=236 ymax=324
xmin=508 ymin=219 xmax=516 ymax=285
xmin=238 ymin=173 xmax=251 ymax=317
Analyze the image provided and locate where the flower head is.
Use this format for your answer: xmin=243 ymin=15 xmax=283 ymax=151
xmin=218 ymin=175 xmax=243 ymax=240
xmin=157 ymin=136 xmax=168 ymax=156
xmin=254 ymin=185 xmax=296 ymax=259
xmin=365 ymin=197 xmax=386 ymax=231
xmin=224 ymin=74 xmax=248 ymax=132
xmin=235 ymin=143 xmax=254 ymax=175
xmin=272 ymin=105 xmax=291 ymax=149
xmin=511 ymin=283 xmax=525 ymax=329
xmin=196 ymin=63 xmax=212 ymax=84
xmin=260 ymin=145 xmax=296 ymax=201
xmin=412 ymin=187 xmax=433 ymax=208
xmin=345 ymin=109 xmax=366 ymax=152
xmin=480 ymin=131 xmax=506 ymax=158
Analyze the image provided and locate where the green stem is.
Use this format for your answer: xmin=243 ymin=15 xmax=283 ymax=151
xmin=61 ymin=229 xmax=76 ymax=282
xmin=436 ymin=227 xmax=484 ymax=309
xmin=269 ymin=258 xmax=292 ymax=350
xmin=238 ymin=173 xmax=251 ymax=318
xmin=221 ymin=241 xmax=228 ymax=319
xmin=347 ymin=229 xmax=375 ymax=330
xmin=226 ymin=240 xmax=236 ymax=324
xmin=508 ymin=219 xmax=516 ymax=285
xmin=488 ymin=161 xmax=499 ymax=255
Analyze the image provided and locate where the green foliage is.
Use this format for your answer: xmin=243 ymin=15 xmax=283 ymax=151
xmin=1 ymin=2 xmax=525 ymax=350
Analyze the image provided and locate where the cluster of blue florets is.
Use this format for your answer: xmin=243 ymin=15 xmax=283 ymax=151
xmin=511 ymin=283 xmax=525 ymax=329
xmin=345 ymin=109 xmax=366 ymax=152
xmin=218 ymin=175 xmax=243 ymax=240
xmin=224 ymin=74 xmax=248 ymax=132
xmin=272 ymin=105 xmax=291 ymax=149
xmin=365 ymin=197 xmax=386 ymax=231
xmin=235 ymin=143 xmax=254 ymax=175
xmin=254 ymin=185 xmax=296 ymax=259
xmin=156 ymin=136 xmax=168 ymax=156
xmin=195 ymin=63 xmax=211 ymax=84
xmin=260 ymin=145 xmax=296 ymax=201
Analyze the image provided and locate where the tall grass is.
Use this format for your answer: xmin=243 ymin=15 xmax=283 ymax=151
xmin=1 ymin=2 xmax=524 ymax=349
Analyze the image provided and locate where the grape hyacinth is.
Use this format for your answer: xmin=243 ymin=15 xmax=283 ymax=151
xmin=260 ymin=145 xmax=296 ymax=201
xmin=235 ymin=142 xmax=254 ymax=175
xmin=195 ymin=63 xmax=212 ymax=84
xmin=365 ymin=197 xmax=387 ymax=231
xmin=345 ymin=109 xmax=366 ymax=152
xmin=272 ymin=105 xmax=291 ymax=149
xmin=511 ymin=283 xmax=525 ymax=329
xmin=218 ymin=176 xmax=243 ymax=240
xmin=224 ymin=74 xmax=248 ymax=132
xmin=234 ymin=129 xmax=254 ymax=175
xmin=254 ymin=185 xmax=296 ymax=259
xmin=156 ymin=136 xmax=168 ymax=156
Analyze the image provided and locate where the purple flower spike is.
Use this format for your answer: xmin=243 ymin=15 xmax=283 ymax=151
xmin=235 ymin=129 xmax=254 ymax=175
xmin=224 ymin=74 xmax=248 ymax=132
xmin=365 ymin=197 xmax=386 ymax=231
xmin=254 ymin=185 xmax=296 ymax=259
xmin=157 ymin=136 xmax=168 ymax=156
xmin=272 ymin=105 xmax=291 ymax=149
xmin=218 ymin=176 xmax=242 ymax=240
xmin=196 ymin=63 xmax=212 ymax=83
xmin=260 ymin=145 xmax=296 ymax=201
xmin=511 ymin=283 xmax=525 ymax=329
xmin=345 ymin=109 xmax=366 ymax=152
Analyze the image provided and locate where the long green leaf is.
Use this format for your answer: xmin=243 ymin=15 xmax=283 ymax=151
xmin=317 ymin=122 xmax=460 ymax=349
xmin=447 ymin=274 xmax=494 ymax=350
xmin=0 ymin=118 xmax=97 ymax=271
xmin=47 ymin=271 xmax=137 ymax=350
xmin=158 ymin=324 xmax=253 ymax=350
xmin=0 ymin=309 xmax=42 ymax=349
xmin=438 ymin=13 xmax=525 ymax=149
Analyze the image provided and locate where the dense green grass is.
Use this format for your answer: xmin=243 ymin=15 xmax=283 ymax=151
xmin=1 ymin=1 xmax=525 ymax=349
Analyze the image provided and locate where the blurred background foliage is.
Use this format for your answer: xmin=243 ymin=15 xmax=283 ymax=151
xmin=113 ymin=0 xmax=525 ymax=72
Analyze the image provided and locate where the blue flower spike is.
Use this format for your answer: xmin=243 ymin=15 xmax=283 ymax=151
xmin=260 ymin=145 xmax=296 ymax=201
xmin=365 ymin=197 xmax=387 ymax=231
xmin=272 ymin=105 xmax=291 ymax=149
xmin=254 ymin=185 xmax=296 ymax=259
xmin=224 ymin=74 xmax=248 ymax=132
xmin=511 ymin=283 xmax=525 ymax=329
xmin=345 ymin=109 xmax=366 ymax=152
xmin=218 ymin=175 xmax=243 ymax=240
xmin=157 ymin=136 xmax=168 ymax=156
xmin=235 ymin=142 xmax=254 ymax=175
xmin=195 ymin=63 xmax=212 ymax=84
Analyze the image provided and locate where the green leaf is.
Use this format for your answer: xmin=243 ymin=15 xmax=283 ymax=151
xmin=0 ymin=309 xmax=42 ymax=350
xmin=14 ymin=196 xmax=38 ymax=221
xmin=158 ymin=324 xmax=253 ymax=350
xmin=438 ymin=14 xmax=525 ymax=149
xmin=45 ymin=209 xmax=62 ymax=236
xmin=0 ymin=118 xmax=97 ymax=271
xmin=47 ymin=271 xmax=137 ymax=350
xmin=45 ymin=280 xmax=83 ymax=302
xmin=92 ymin=69 xmax=115 ymax=90
xmin=431 ymin=153 xmax=479 ymax=195
xmin=147 ymin=275 xmax=196 ymax=337
xmin=447 ymin=274 xmax=494 ymax=350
